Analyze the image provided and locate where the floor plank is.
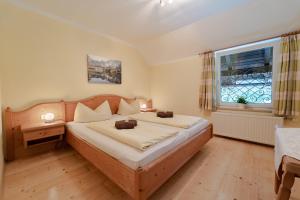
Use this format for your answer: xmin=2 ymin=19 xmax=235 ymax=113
xmin=3 ymin=137 xmax=300 ymax=200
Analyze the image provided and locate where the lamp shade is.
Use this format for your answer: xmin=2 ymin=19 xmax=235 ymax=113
xmin=41 ymin=112 xmax=55 ymax=123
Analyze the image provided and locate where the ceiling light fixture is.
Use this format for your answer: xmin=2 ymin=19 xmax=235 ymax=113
xmin=160 ymin=0 xmax=173 ymax=7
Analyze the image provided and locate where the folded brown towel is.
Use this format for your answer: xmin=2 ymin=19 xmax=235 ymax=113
xmin=166 ymin=111 xmax=173 ymax=118
xmin=115 ymin=120 xmax=137 ymax=129
xmin=128 ymin=119 xmax=138 ymax=127
xmin=157 ymin=111 xmax=174 ymax=118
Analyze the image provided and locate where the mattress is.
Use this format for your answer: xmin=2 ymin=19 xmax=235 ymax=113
xmin=66 ymin=115 xmax=209 ymax=170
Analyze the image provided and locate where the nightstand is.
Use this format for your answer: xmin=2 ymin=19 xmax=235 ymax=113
xmin=140 ymin=108 xmax=157 ymax=112
xmin=21 ymin=120 xmax=65 ymax=148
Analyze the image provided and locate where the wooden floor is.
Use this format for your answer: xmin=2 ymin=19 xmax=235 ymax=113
xmin=3 ymin=137 xmax=300 ymax=200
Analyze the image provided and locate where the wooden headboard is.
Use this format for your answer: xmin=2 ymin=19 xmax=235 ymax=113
xmin=64 ymin=94 xmax=135 ymax=122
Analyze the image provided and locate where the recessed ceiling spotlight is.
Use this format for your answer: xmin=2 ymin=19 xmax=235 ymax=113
xmin=160 ymin=0 xmax=173 ymax=7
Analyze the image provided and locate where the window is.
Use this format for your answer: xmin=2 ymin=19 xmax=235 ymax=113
xmin=215 ymin=38 xmax=280 ymax=109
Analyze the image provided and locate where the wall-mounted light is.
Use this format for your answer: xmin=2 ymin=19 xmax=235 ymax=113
xmin=160 ymin=0 xmax=173 ymax=7
xmin=41 ymin=112 xmax=55 ymax=123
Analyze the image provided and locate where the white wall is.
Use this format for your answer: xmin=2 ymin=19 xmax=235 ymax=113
xmin=0 ymin=2 xmax=150 ymax=110
xmin=151 ymin=56 xmax=211 ymax=119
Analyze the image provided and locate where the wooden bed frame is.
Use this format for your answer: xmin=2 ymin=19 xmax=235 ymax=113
xmin=64 ymin=94 xmax=213 ymax=200
xmin=5 ymin=94 xmax=213 ymax=200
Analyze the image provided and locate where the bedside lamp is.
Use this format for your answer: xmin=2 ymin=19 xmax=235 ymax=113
xmin=41 ymin=112 xmax=55 ymax=123
xmin=135 ymin=96 xmax=155 ymax=112
xmin=140 ymin=103 xmax=147 ymax=109
xmin=135 ymin=97 xmax=148 ymax=109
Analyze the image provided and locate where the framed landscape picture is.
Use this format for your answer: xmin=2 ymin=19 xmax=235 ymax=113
xmin=87 ymin=55 xmax=121 ymax=84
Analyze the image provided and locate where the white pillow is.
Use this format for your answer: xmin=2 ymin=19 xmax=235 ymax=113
xmin=74 ymin=103 xmax=111 ymax=123
xmin=95 ymin=100 xmax=112 ymax=116
xmin=117 ymin=99 xmax=140 ymax=115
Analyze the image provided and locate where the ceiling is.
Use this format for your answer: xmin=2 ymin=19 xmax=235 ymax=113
xmin=7 ymin=0 xmax=300 ymax=65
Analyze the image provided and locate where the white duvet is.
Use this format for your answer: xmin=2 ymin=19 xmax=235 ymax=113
xmin=87 ymin=119 xmax=180 ymax=151
xmin=67 ymin=115 xmax=209 ymax=169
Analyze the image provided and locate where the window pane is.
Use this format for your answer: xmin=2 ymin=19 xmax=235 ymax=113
xmin=220 ymin=47 xmax=273 ymax=104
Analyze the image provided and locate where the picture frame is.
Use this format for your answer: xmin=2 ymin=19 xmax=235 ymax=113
xmin=87 ymin=55 xmax=121 ymax=84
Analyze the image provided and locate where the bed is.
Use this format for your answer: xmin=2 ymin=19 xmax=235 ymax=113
xmin=65 ymin=95 xmax=213 ymax=200
xmin=67 ymin=115 xmax=210 ymax=170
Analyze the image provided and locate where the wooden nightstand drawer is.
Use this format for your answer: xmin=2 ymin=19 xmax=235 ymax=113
xmin=23 ymin=126 xmax=65 ymax=141
xmin=21 ymin=120 xmax=66 ymax=148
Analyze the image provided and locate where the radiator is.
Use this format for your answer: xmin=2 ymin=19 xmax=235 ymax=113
xmin=211 ymin=112 xmax=284 ymax=145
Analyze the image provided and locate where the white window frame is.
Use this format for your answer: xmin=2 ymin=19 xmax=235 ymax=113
xmin=215 ymin=38 xmax=281 ymax=110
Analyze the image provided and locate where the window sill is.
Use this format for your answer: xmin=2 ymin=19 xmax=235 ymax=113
xmin=217 ymin=106 xmax=272 ymax=114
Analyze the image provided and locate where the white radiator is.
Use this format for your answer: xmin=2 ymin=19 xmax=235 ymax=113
xmin=211 ymin=112 xmax=284 ymax=145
